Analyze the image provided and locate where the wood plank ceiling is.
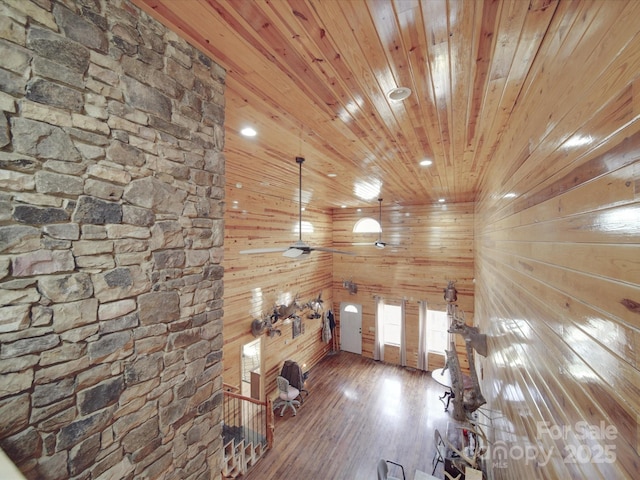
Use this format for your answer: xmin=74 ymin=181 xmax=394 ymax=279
xmin=133 ymin=0 xmax=566 ymax=209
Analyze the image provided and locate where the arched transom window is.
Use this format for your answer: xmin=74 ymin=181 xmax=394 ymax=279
xmin=352 ymin=217 xmax=381 ymax=233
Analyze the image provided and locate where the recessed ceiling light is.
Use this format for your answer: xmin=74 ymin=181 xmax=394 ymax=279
xmin=438 ymin=198 xmax=445 ymax=203
xmin=235 ymin=183 xmax=243 ymax=188
xmin=564 ymin=135 xmax=592 ymax=148
xmin=354 ymin=179 xmax=382 ymax=201
xmin=504 ymin=192 xmax=517 ymax=198
xmin=387 ymin=87 xmax=412 ymax=102
xmin=357 ymin=208 xmax=362 ymax=212
xmin=341 ymin=205 xmax=347 ymax=208
xmin=240 ymin=127 xmax=257 ymax=137
xmin=327 ymin=173 xmax=337 ymax=178
xmin=420 ymin=159 xmax=433 ymax=167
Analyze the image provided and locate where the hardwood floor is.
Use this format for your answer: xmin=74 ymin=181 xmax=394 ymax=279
xmin=243 ymin=352 xmax=452 ymax=479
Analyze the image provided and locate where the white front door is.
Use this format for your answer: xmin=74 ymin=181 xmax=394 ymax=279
xmin=340 ymin=302 xmax=362 ymax=354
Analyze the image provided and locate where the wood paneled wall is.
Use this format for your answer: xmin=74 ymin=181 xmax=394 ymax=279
xmin=332 ymin=203 xmax=475 ymax=371
xmin=223 ymin=188 xmax=334 ymax=397
xmin=474 ymin=5 xmax=640 ymax=478
xmin=224 ymin=195 xmax=476 ymax=400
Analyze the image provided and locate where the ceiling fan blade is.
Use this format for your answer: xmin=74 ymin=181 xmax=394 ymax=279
xmin=310 ymin=246 xmax=355 ymax=256
xmin=240 ymin=247 xmax=289 ymax=255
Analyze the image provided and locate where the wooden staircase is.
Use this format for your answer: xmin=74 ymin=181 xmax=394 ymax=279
xmin=222 ymin=436 xmax=266 ymax=477
xmin=222 ymin=387 xmax=274 ymax=478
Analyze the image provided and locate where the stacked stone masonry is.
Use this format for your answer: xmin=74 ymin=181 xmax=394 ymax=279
xmin=0 ymin=0 xmax=226 ymax=479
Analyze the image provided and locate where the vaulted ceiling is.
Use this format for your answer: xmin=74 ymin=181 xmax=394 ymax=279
xmin=133 ymin=0 xmax=597 ymax=209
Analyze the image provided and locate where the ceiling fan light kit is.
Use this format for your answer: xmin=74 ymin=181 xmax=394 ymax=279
xmin=239 ymin=157 xmax=353 ymax=258
xmin=351 ymin=198 xmax=401 ymax=249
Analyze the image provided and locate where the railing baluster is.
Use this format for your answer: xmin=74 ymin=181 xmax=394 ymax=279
xmin=222 ymin=389 xmax=271 ymax=476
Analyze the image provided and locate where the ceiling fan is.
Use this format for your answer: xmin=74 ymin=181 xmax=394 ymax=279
xmin=353 ymin=198 xmax=399 ymax=249
xmin=239 ymin=157 xmax=354 ymax=258
xmin=374 ymin=198 xmax=387 ymax=249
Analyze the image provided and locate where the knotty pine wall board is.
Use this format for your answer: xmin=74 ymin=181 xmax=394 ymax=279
xmin=475 ymin=12 xmax=640 ymax=475
xmin=224 ymin=190 xmax=335 ymax=398
xmin=332 ymin=203 xmax=475 ymax=372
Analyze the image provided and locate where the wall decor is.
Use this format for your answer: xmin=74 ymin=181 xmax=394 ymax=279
xmin=305 ymin=291 xmax=324 ymax=318
xmin=343 ymin=279 xmax=358 ymax=294
xmin=251 ymin=315 xmax=281 ymax=337
xmin=292 ymin=317 xmax=302 ymax=339
xmin=443 ymin=281 xmax=486 ymax=420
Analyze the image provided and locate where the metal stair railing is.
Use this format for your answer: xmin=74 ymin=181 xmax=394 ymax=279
xmin=222 ymin=387 xmax=274 ymax=478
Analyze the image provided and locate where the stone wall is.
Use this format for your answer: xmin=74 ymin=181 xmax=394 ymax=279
xmin=0 ymin=0 xmax=225 ymax=479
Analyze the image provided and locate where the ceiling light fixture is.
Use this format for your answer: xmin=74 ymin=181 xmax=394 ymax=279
xmin=564 ymin=135 xmax=593 ymax=148
xmin=327 ymin=173 xmax=337 ymax=178
xmin=420 ymin=159 xmax=433 ymax=166
xmin=438 ymin=198 xmax=445 ymax=203
xmin=240 ymin=127 xmax=257 ymax=137
xmin=354 ymin=178 xmax=382 ymax=201
xmin=386 ymin=87 xmax=412 ymax=102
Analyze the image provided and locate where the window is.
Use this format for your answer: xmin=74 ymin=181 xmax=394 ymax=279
xmin=353 ymin=217 xmax=381 ymax=233
xmin=294 ymin=220 xmax=314 ymax=233
xmin=427 ymin=310 xmax=448 ymax=353
xmin=382 ymin=304 xmax=402 ymax=346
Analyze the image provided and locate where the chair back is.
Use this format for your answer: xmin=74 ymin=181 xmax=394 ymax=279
xmin=276 ymin=375 xmax=289 ymax=393
xmin=281 ymin=360 xmax=304 ymax=390
xmin=377 ymin=459 xmax=388 ymax=480
xmin=378 ymin=459 xmax=405 ymax=480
